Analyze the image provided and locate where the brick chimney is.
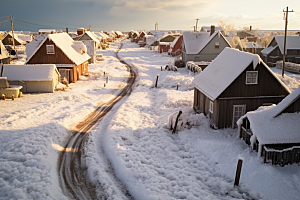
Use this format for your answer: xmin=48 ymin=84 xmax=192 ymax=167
xmin=210 ymin=25 xmax=215 ymax=36
xmin=66 ymin=27 xmax=69 ymax=33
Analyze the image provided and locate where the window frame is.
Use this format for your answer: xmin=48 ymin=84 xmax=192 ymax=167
xmin=209 ymin=101 xmax=213 ymax=114
xmin=245 ymin=71 xmax=258 ymax=85
xmin=215 ymin=42 xmax=220 ymax=49
xmin=46 ymin=45 xmax=55 ymax=54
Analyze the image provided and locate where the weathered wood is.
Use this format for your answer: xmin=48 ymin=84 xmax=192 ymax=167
xmin=177 ymin=83 xmax=180 ymax=90
xmin=172 ymin=110 xmax=182 ymax=134
xmin=2 ymin=94 xmax=5 ymax=100
xmin=12 ymin=95 xmax=14 ymax=100
xmin=155 ymin=74 xmax=159 ymax=88
xmin=234 ymin=159 xmax=243 ymax=186
xmin=106 ymin=76 xmax=109 ymax=83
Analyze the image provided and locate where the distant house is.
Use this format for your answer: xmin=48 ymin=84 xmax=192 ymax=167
xmin=159 ymin=42 xmax=171 ymax=53
xmin=192 ymin=48 xmax=290 ymax=129
xmin=169 ymin=35 xmax=182 ymax=56
xmin=238 ymin=86 xmax=300 ymax=166
xmin=201 ymin=26 xmax=224 ymax=35
xmin=136 ymin=31 xmax=146 ymax=43
xmin=182 ymin=26 xmax=231 ymax=65
xmin=39 ymin=29 xmax=56 ymax=35
xmin=0 ymin=40 xmax=10 ymax=64
xmin=236 ymin=30 xmax=258 ymax=42
xmin=78 ymin=31 xmax=101 ymax=63
xmin=77 ymin=28 xmax=87 ymax=36
xmin=261 ymin=36 xmax=300 ymax=66
xmin=26 ymin=33 xmax=90 ymax=83
xmin=2 ymin=64 xmax=60 ymax=93
xmin=2 ymin=33 xmax=32 ymax=45
xmin=115 ymin=31 xmax=123 ymax=38
xmin=160 ymin=35 xmax=176 ymax=43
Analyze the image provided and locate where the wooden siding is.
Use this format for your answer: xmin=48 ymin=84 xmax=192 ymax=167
xmin=219 ymin=62 xmax=290 ymax=99
xmin=282 ymin=95 xmax=300 ymax=113
xmin=2 ymin=34 xmax=22 ymax=45
xmin=216 ymin=97 xmax=285 ymax=129
xmin=27 ymin=39 xmax=74 ymax=65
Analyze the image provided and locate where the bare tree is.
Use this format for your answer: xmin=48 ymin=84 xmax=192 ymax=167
xmin=218 ymin=19 xmax=236 ymax=36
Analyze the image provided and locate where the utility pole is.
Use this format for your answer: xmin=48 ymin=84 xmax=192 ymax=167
xmin=282 ymin=6 xmax=294 ymax=77
xmin=9 ymin=15 xmax=15 ymax=49
xmin=195 ymin=18 xmax=200 ymax=32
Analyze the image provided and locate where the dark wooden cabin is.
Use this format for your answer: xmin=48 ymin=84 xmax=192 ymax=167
xmin=26 ymin=33 xmax=90 ymax=83
xmin=239 ymin=86 xmax=300 ymax=166
xmin=192 ymin=47 xmax=290 ymax=129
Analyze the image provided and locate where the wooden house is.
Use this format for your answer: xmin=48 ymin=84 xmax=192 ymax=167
xmin=2 ymin=64 xmax=60 ymax=93
xmin=182 ymin=26 xmax=231 ymax=66
xmin=77 ymin=28 xmax=87 ymax=36
xmin=39 ymin=29 xmax=56 ymax=35
xmin=159 ymin=42 xmax=171 ymax=53
xmin=160 ymin=35 xmax=175 ymax=43
xmin=115 ymin=31 xmax=123 ymax=38
xmin=238 ymin=86 xmax=300 ymax=166
xmin=261 ymin=36 xmax=300 ymax=66
xmin=236 ymin=30 xmax=258 ymax=42
xmin=78 ymin=31 xmax=101 ymax=63
xmin=169 ymin=35 xmax=182 ymax=56
xmin=0 ymin=40 xmax=10 ymax=64
xmin=2 ymin=33 xmax=32 ymax=46
xmin=25 ymin=33 xmax=90 ymax=83
xmin=192 ymin=47 xmax=290 ymax=129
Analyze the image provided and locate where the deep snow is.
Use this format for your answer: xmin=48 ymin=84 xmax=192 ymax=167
xmin=1 ymin=40 xmax=300 ymax=200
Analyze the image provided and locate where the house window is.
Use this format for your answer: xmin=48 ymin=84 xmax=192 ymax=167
xmin=46 ymin=45 xmax=55 ymax=54
xmin=246 ymin=71 xmax=258 ymax=84
xmin=209 ymin=101 xmax=213 ymax=113
xmin=215 ymin=42 xmax=219 ymax=49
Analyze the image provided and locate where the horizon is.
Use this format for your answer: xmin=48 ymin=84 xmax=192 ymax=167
xmin=0 ymin=0 xmax=299 ymax=32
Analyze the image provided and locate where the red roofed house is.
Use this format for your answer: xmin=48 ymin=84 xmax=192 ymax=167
xmin=26 ymin=33 xmax=90 ymax=83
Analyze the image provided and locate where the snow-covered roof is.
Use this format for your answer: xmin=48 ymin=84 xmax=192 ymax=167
xmin=244 ymin=86 xmax=300 ymax=144
xmin=261 ymin=45 xmax=278 ymax=56
xmin=245 ymin=42 xmax=259 ymax=49
xmin=78 ymin=31 xmax=100 ymax=44
xmin=2 ymin=64 xmax=59 ymax=81
xmin=39 ymin=29 xmax=56 ymax=33
xmin=115 ymin=31 xmax=123 ymax=36
xmin=170 ymin=36 xmax=180 ymax=48
xmin=183 ymin=31 xmax=224 ymax=54
xmin=6 ymin=33 xmax=32 ymax=45
xmin=201 ymin=26 xmax=223 ymax=31
xmin=0 ymin=40 xmax=9 ymax=59
xmin=26 ymin=34 xmax=47 ymax=58
xmin=274 ymin=36 xmax=300 ymax=54
xmin=26 ymin=33 xmax=90 ymax=66
xmin=192 ymin=48 xmax=272 ymax=101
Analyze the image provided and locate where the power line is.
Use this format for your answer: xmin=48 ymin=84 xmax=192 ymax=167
xmin=0 ymin=16 xmax=9 ymax=19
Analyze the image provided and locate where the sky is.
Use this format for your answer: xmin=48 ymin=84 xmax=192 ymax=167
xmin=0 ymin=0 xmax=299 ymax=32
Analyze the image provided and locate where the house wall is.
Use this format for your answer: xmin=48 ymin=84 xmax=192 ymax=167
xmin=283 ymin=97 xmax=300 ymax=113
xmin=0 ymin=57 xmax=10 ymax=64
xmin=219 ymin=62 xmax=290 ymax=98
xmin=216 ymin=97 xmax=285 ymax=129
xmin=8 ymin=80 xmax=54 ymax=93
xmin=2 ymin=34 xmax=22 ymax=46
xmin=172 ymin=36 xmax=182 ymax=54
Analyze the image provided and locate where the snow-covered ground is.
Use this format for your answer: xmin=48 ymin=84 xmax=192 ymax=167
xmin=1 ymin=40 xmax=300 ymax=200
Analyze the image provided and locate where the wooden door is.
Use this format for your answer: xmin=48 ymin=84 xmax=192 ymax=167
xmin=232 ymin=105 xmax=246 ymax=128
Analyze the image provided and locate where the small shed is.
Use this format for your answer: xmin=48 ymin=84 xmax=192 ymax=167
xmin=2 ymin=64 xmax=60 ymax=93
xmin=2 ymin=33 xmax=32 ymax=45
xmin=192 ymin=47 xmax=290 ymax=129
xmin=238 ymin=86 xmax=300 ymax=166
xmin=0 ymin=40 xmax=10 ymax=64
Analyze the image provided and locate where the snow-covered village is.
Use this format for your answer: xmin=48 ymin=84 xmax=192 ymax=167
xmin=1 ymin=1 xmax=300 ymax=200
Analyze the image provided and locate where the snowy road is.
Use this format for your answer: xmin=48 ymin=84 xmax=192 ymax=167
xmin=58 ymin=42 xmax=137 ymax=200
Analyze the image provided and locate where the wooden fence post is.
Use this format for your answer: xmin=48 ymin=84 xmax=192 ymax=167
xmin=234 ymin=158 xmax=243 ymax=186
xmin=177 ymin=83 xmax=180 ymax=90
xmin=172 ymin=110 xmax=182 ymax=134
xmin=12 ymin=95 xmax=14 ymax=100
xmin=2 ymin=94 xmax=5 ymax=100
xmin=161 ymin=66 xmax=162 ymax=71
xmin=155 ymin=74 xmax=159 ymax=88
xmin=104 ymin=71 xmax=106 ymax=76
xmin=106 ymin=76 xmax=109 ymax=83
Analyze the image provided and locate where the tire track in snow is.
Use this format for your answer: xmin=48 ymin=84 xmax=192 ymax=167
xmin=58 ymin=41 xmax=136 ymax=200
